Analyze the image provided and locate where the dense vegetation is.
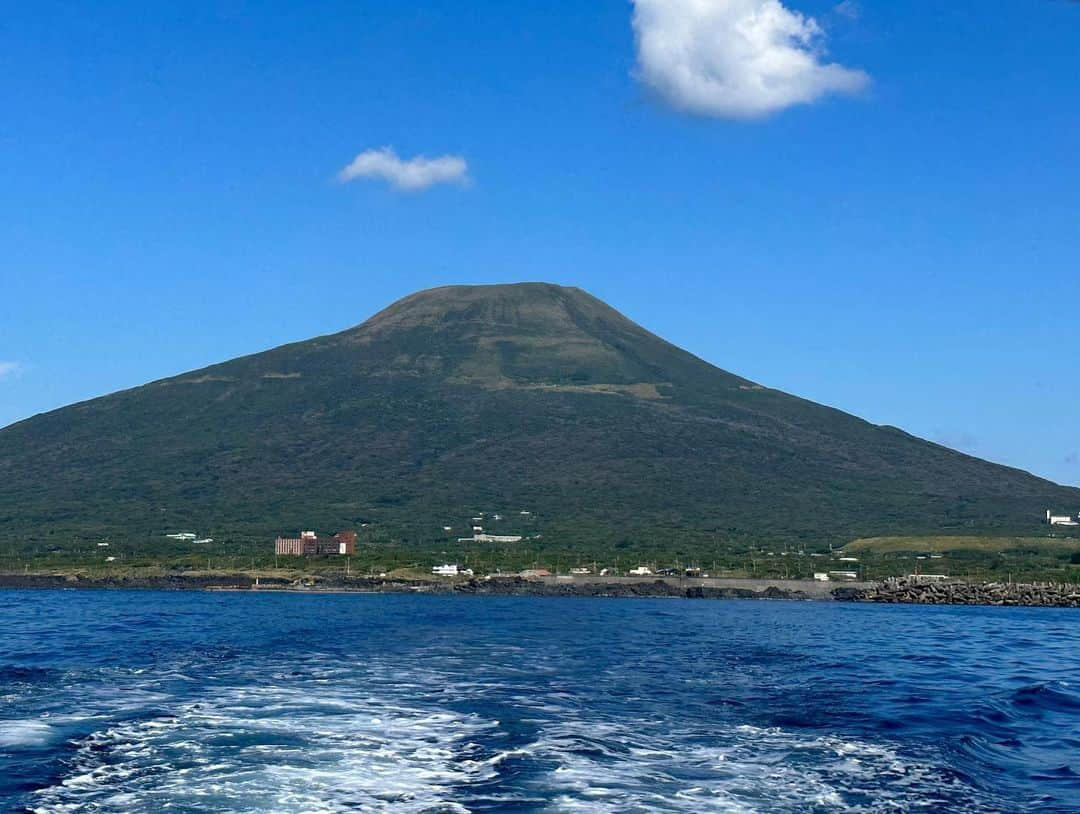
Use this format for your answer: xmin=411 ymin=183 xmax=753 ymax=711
xmin=1 ymin=283 xmax=1077 ymax=576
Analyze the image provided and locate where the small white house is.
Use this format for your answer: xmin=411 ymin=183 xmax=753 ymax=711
xmin=629 ymin=566 xmax=653 ymax=576
xmin=813 ymin=572 xmax=830 ymax=582
xmin=1047 ymin=510 xmax=1079 ymax=526
xmin=432 ymin=564 xmax=461 ymax=576
xmin=828 ymin=570 xmax=859 ymax=581
xmin=459 ymin=533 xmax=522 ymax=543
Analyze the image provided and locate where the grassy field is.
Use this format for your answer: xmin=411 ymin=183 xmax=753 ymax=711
xmin=847 ymin=535 xmax=1080 ymax=554
xmin=839 ymin=534 xmax=1080 ymax=583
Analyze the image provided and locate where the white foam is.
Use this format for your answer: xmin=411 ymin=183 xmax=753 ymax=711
xmin=523 ymin=719 xmax=1000 ymax=813
xmin=22 ymin=651 xmax=1006 ymax=813
xmin=0 ymin=720 xmax=55 ymax=748
xmin=31 ymin=682 xmax=501 ymax=813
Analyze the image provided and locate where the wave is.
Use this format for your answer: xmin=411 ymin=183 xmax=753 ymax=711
xmin=28 ymin=687 xmax=1008 ymax=813
xmin=1010 ymin=682 xmax=1080 ymax=713
xmin=0 ymin=720 xmax=56 ymax=749
xmin=6 ymin=593 xmax=1079 ymax=812
xmin=29 ymin=682 xmax=500 ymax=813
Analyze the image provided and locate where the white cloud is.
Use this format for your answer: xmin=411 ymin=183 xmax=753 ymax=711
xmin=337 ymin=147 xmax=468 ymax=191
xmin=631 ymin=0 xmax=869 ymax=119
xmin=834 ymin=1 xmax=859 ymax=20
xmin=0 ymin=362 xmax=22 ymax=380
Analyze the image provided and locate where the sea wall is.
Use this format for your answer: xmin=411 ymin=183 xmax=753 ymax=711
xmin=7 ymin=572 xmax=1075 ymax=607
xmin=834 ymin=578 xmax=1080 ymax=608
xmin=0 ymin=572 xmax=849 ymax=600
xmin=455 ymin=576 xmax=825 ymax=600
xmin=0 ymin=573 xmax=267 ymax=590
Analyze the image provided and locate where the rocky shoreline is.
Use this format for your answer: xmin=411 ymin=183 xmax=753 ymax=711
xmin=834 ymin=577 xmax=1080 ymax=608
xmin=0 ymin=572 xmax=817 ymax=600
xmin=1 ymin=573 xmax=1077 ymax=607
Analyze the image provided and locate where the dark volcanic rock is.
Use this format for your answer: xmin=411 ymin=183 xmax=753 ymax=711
xmin=835 ymin=578 xmax=1080 ymax=608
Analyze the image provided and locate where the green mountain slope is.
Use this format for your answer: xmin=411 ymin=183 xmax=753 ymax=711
xmin=1 ymin=283 xmax=1075 ymax=549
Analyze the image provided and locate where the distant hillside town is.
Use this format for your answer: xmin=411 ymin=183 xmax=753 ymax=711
xmin=275 ymin=530 xmax=356 ymax=556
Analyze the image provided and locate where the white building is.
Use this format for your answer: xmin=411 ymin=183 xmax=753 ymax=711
xmin=813 ymin=572 xmax=830 ymax=582
xmin=828 ymin=570 xmax=859 ymax=581
xmin=458 ymin=533 xmax=523 ymax=543
xmin=432 ymin=564 xmax=472 ymax=577
xmin=629 ymin=566 xmax=653 ymax=576
xmin=1047 ymin=510 xmax=1078 ymax=526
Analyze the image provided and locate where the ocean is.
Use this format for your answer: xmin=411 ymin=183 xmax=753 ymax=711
xmin=0 ymin=590 xmax=1077 ymax=812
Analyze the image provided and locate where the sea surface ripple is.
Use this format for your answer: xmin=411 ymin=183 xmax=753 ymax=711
xmin=0 ymin=591 xmax=1078 ymax=812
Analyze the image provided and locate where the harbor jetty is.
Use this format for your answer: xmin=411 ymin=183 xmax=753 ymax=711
xmin=834 ymin=577 xmax=1080 ymax=608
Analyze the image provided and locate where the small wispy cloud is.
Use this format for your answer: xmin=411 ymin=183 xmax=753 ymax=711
xmin=337 ymin=147 xmax=469 ymax=191
xmin=0 ymin=361 xmax=22 ymax=381
xmin=834 ymin=1 xmax=860 ymax=20
xmin=630 ymin=0 xmax=869 ymax=120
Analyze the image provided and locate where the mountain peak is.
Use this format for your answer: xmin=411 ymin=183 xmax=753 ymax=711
xmin=357 ymin=282 xmax=624 ymax=337
xmin=333 ymin=282 xmax=698 ymax=391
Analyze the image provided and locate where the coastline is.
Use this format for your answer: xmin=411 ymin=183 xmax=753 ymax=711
xmin=0 ymin=572 xmax=837 ymax=600
xmin=0 ymin=572 xmax=1077 ymax=607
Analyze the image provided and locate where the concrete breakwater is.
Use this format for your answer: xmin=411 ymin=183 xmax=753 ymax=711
xmin=834 ymin=578 xmax=1080 ymax=608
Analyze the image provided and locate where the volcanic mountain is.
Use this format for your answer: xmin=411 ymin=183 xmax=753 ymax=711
xmin=1 ymin=283 xmax=1075 ymax=548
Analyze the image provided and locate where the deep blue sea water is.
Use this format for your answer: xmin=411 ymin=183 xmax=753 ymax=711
xmin=0 ymin=591 xmax=1078 ymax=812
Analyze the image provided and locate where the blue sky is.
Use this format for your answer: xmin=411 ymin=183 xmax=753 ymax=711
xmin=1 ymin=1 xmax=1078 ymax=486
